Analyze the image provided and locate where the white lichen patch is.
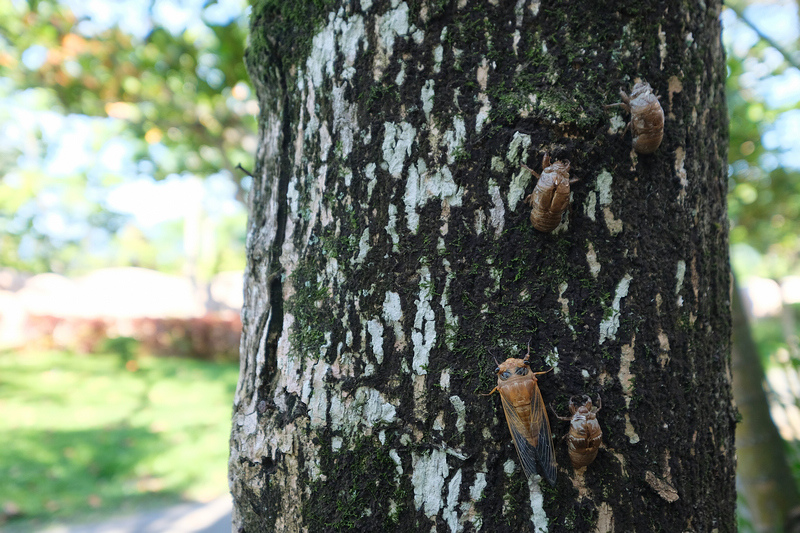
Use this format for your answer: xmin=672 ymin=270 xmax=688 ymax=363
xmin=411 ymin=448 xmax=449 ymax=518
xmin=332 ymin=83 xmax=358 ymax=157
xmin=319 ymin=123 xmax=332 ymax=162
xmin=450 ymin=395 xmax=467 ymax=434
xmin=474 ymin=209 xmax=486 ymax=236
xmin=433 ymin=374 xmax=448 ymax=398
xmin=367 ymin=318 xmax=385 ymax=364
xmin=599 ymin=273 xmax=632 ymax=344
xmin=528 ymin=476 xmax=548 ymax=532
xmin=488 ymin=179 xmax=505 ymax=238
xmin=390 ymin=449 xmax=403 ymax=476
xmin=386 ymin=203 xmax=400 ymax=252
xmin=412 ymin=265 xmax=436 ymax=374
xmin=433 ymin=411 xmax=445 ymax=431
xmin=444 ymin=116 xmax=467 ymax=164
xmin=442 ymin=468 xmax=462 ymax=532
xmin=506 ymin=132 xmax=532 ymax=165
xmin=675 ymin=259 xmax=686 ymax=296
xmin=674 ymin=147 xmax=689 ymax=202
xmin=477 ymin=58 xmax=489 ymax=91
xmin=586 ymin=241 xmax=601 ymax=277
xmin=558 ymin=282 xmax=576 ymax=337
xmin=485 ymin=266 xmax=502 ymax=297
xmin=421 ymin=79 xmax=435 ymax=121
xmin=491 ymin=156 xmax=505 ymax=173
xmin=374 ymin=2 xmax=410 ymax=79
xmin=584 ymin=190 xmax=597 ymax=222
xmin=514 ymin=0 xmax=526 ymax=26
xmin=329 ymin=386 xmax=397 ymax=432
xmin=353 ymin=227 xmax=370 ymax=264
xmin=508 ymin=167 xmax=533 ymax=211
xmin=607 ymin=112 xmax=626 ymax=135
xmin=307 ymin=12 xmax=367 ymax=87
xmin=658 ymin=24 xmax=667 ymax=70
xmin=307 ymin=359 xmax=330 ymax=428
xmin=543 ymin=347 xmax=559 ymax=369
xmin=433 ymin=44 xmax=444 ymax=73
xmin=404 ymin=158 xmax=462 ymax=234
xmin=382 ymin=121 xmax=416 ymax=178
xmin=383 ymin=290 xmax=406 ymax=349
xmin=596 ymin=170 xmax=622 ymax=235
xmin=366 ymin=162 xmax=377 ymax=200
xmin=395 ymin=63 xmax=405 ymax=85
xmin=476 ymin=91 xmax=490 ymax=132
xmin=441 ymin=261 xmax=458 ymax=350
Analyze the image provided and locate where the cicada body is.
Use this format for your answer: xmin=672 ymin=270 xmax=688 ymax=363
xmin=484 ymin=345 xmax=556 ymax=485
xmin=611 ymin=81 xmax=664 ymax=154
xmin=552 ymin=395 xmax=602 ymax=469
xmin=523 ymin=153 xmax=575 ymax=233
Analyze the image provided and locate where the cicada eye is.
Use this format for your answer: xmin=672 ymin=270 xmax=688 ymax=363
xmin=499 ymin=371 xmax=512 ymax=380
xmin=515 ymin=367 xmax=529 ymax=376
xmin=494 ymin=366 xmax=500 ymax=374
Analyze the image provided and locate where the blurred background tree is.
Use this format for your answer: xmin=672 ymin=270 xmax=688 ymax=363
xmin=724 ymin=0 xmax=800 ymax=531
xmin=0 ymin=0 xmax=253 ymax=278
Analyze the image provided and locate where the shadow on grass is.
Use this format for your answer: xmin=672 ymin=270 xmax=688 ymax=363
xmin=0 ymin=423 xmax=185 ymax=530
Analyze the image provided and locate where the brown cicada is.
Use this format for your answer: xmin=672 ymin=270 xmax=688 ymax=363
xmin=608 ymin=81 xmax=664 ymax=154
xmin=523 ymin=153 xmax=577 ymax=233
xmin=484 ymin=344 xmax=557 ymax=485
xmin=552 ymin=394 xmax=602 ymax=469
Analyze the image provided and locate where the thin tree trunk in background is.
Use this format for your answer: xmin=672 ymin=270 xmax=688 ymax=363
xmin=229 ymin=1 xmax=736 ymax=531
xmin=733 ymin=277 xmax=800 ymax=533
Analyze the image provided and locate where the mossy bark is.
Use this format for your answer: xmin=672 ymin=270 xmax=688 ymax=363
xmin=229 ymin=1 xmax=735 ymax=531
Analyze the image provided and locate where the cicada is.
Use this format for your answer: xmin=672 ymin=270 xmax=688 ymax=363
xmin=608 ymin=81 xmax=664 ymax=154
xmin=484 ymin=344 xmax=557 ymax=485
xmin=552 ymin=395 xmax=602 ymax=468
xmin=523 ymin=153 xmax=577 ymax=233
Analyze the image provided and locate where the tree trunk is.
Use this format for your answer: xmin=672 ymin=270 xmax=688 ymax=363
xmin=733 ymin=277 xmax=800 ymax=533
xmin=229 ymin=1 xmax=736 ymax=531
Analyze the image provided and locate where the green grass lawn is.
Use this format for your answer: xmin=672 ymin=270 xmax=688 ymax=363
xmin=0 ymin=349 xmax=239 ymax=530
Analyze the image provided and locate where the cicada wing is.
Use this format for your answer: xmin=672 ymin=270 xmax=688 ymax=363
xmin=499 ymin=389 xmax=555 ymax=485
xmin=531 ymin=385 xmax=557 ymax=485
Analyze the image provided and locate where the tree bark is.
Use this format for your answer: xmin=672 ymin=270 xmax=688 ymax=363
xmin=229 ymin=1 xmax=735 ymax=531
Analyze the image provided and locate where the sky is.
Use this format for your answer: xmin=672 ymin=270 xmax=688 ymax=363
xmin=4 ymin=0 xmax=250 ymax=238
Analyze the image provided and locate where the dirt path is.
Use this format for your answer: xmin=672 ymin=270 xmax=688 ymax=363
xmin=39 ymin=496 xmax=232 ymax=533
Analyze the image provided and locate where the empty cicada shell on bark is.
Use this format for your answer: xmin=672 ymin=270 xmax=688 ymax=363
xmin=483 ymin=344 xmax=557 ymax=485
xmin=522 ymin=153 xmax=577 ymax=233
xmin=609 ymin=81 xmax=664 ymax=154
xmin=552 ymin=394 xmax=602 ymax=469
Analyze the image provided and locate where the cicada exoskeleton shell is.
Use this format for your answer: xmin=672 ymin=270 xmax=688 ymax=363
xmin=523 ymin=153 xmax=575 ymax=233
xmin=484 ymin=345 xmax=557 ymax=485
xmin=611 ymin=81 xmax=664 ymax=154
xmin=552 ymin=394 xmax=602 ymax=469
